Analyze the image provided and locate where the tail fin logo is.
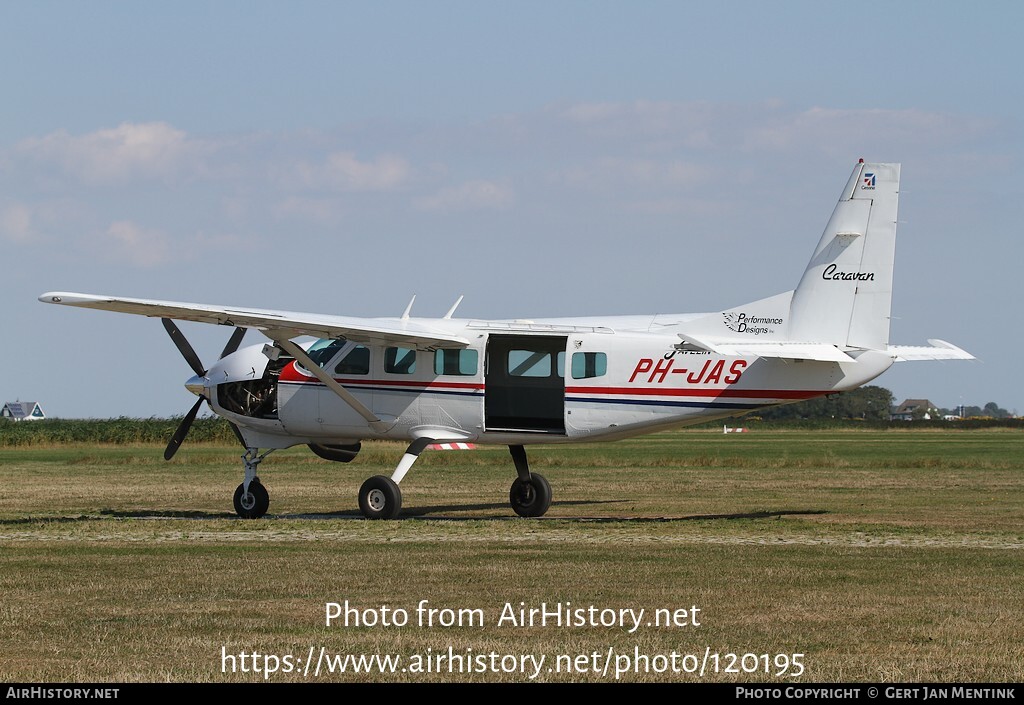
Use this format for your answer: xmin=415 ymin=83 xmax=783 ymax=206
xmin=861 ymin=173 xmax=876 ymax=190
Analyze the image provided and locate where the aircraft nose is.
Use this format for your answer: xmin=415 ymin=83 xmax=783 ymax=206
xmin=185 ymin=374 xmax=208 ymax=398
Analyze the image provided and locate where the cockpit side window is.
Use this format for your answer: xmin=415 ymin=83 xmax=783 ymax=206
xmin=334 ymin=345 xmax=370 ymax=375
xmin=385 ymin=347 xmax=417 ymax=374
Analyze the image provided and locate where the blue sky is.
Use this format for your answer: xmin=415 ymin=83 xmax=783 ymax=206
xmin=3 ymin=1 xmax=1021 ymax=417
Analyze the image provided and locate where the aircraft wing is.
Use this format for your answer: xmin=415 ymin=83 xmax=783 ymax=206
xmin=39 ymin=292 xmax=470 ymax=349
xmin=887 ymin=339 xmax=975 ymax=362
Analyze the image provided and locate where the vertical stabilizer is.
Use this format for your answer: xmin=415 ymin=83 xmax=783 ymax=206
xmin=788 ymin=161 xmax=900 ymax=350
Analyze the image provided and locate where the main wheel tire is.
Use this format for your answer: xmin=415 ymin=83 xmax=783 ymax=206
xmin=358 ymin=475 xmax=402 ymax=520
xmin=509 ymin=472 xmax=552 ymax=518
xmin=233 ymin=479 xmax=270 ymax=519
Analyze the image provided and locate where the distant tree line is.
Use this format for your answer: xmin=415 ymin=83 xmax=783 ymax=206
xmin=755 ymin=385 xmax=894 ymax=421
xmin=0 ymin=391 xmax=1017 ymax=446
xmin=752 ymin=386 xmax=1015 ymax=421
xmin=937 ymin=402 xmax=1013 ymax=419
xmin=0 ymin=416 xmax=237 ymax=447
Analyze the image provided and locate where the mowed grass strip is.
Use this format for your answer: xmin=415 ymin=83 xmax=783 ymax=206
xmin=0 ymin=429 xmax=1021 ymax=682
xmin=2 ymin=429 xmax=1020 ymax=531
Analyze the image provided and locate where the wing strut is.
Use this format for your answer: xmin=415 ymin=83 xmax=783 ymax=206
xmin=273 ymin=338 xmax=394 ymax=434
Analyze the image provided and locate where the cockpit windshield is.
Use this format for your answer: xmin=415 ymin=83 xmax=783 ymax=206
xmin=297 ymin=339 xmax=370 ymax=375
xmin=299 ymin=338 xmax=347 ymax=371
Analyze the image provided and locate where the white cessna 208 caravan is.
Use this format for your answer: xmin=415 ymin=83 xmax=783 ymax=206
xmin=41 ymin=160 xmax=972 ymax=520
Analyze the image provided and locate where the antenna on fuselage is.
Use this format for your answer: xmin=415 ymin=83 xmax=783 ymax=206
xmin=443 ymin=295 xmax=464 ymax=319
xmin=401 ymin=295 xmax=416 ymax=321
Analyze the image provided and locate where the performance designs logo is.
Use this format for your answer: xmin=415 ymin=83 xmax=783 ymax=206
xmin=722 ymin=312 xmax=783 ymax=336
xmin=861 ymin=172 xmax=876 ymax=190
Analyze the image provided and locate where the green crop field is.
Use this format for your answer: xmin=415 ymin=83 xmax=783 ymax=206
xmin=1 ymin=428 xmax=1021 ymax=682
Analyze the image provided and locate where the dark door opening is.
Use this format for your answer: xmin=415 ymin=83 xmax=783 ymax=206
xmin=485 ymin=335 xmax=566 ymax=433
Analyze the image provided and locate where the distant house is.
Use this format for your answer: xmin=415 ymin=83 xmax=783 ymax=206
xmin=890 ymin=399 xmax=938 ymax=421
xmin=1 ymin=401 xmax=46 ymax=421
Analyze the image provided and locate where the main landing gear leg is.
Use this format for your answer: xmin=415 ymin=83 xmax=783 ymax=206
xmin=233 ymin=447 xmax=273 ymax=519
xmin=358 ymin=438 xmax=433 ymax=520
xmin=508 ymin=445 xmax=552 ymax=518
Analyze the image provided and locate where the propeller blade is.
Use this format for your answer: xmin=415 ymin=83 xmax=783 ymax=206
xmin=165 ymin=397 xmax=203 ymax=461
xmin=219 ymin=327 xmax=247 ymax=360
xmin=162 ymin=318 xmax=206 ymax=377
xmin=227 ymin=421 xmax=247 ymax=449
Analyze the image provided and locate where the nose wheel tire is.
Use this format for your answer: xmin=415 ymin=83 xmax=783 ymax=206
xmin=509 ymin=473 xmax=552 ymax=518
xmin=233 ymin=478 xmax=270 ymax=519
xmin=359 ymin=475 xmax=403 ymax=520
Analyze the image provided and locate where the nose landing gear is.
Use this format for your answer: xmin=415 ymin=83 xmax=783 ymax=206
xmin=233 ymin=447 xmax=275 ymax=519
xmin=234 ymin=478 xmax=270 ymax=518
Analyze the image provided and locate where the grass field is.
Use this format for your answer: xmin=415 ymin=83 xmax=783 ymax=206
xmin=1 ymin=428 xmax=1021 ymax=682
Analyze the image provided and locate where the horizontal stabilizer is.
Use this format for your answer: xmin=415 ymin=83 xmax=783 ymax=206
xmin=887 ymin=339 xmax=975 ymax=362
xmin=677 ymin=333 xmax=853 ymax=362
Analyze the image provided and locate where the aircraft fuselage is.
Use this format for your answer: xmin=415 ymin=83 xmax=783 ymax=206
xmin=206 ymin=320 xmax=894 ymax=450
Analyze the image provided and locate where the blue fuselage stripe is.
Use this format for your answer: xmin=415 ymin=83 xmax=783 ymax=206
xmin=280 ymin=382 xmax=763 ymax=408
xmin=279 ymin=381 xmax=484 ymax=398
xmin=565 ymin=396 xmax=762 ymax=410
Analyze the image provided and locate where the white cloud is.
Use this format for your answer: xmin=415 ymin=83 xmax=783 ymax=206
xmin=1 ymin=203 xmax=34 ymax=242
xmin=290 ymin=151 xmax=411 ymax=192
xmin=560 ymin=102 xmax=623 ymax=123
xmin=189 ymin=230 xmax=250 ymax=252
xmin=557 ymin=100 xmax=728 ymax=149
xmin=0 ymin=200 xmax=87 ymax=244
xmin=17 ymin=122 xmax=201 ymax=183
xmin=734 ymin=106 xmax=997 ymax=160
xmin=101 ymin=220 xmax=171 ymax=267
xmin=556 ymin=158 xmax=703 ymax=190
xmin=413 ymin=180 xmax=514 ymax=212
xmin=555 ymin=101 xmax=994 ymax=158
xmin=272 ymin=196 xmax=345 ymax=224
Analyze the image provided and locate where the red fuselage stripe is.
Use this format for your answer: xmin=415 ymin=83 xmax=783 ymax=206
xmin=564 ymin=386 xmax=825 ymax=400
xmin=280 ymin=362 xmax=825 ymax=400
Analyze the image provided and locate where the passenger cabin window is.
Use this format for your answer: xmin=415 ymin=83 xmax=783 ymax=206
xmin=333 ymin=345 xmax=370 ymax=375
xmin=571 ymin=352 xmax=607 ymax=379
xmin=508 ymin=350 xmax=563 ymax=378
xmin=434 ymin=349 xmax=478 ymax=376
xmin=385 ymin=347 xmax=417 ymax=374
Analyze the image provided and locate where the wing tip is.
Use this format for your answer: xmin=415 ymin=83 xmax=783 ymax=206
xmin=39 ymin=291 xmax=107 ymax=306
xmin=39 ymin=291 xmax=73 ymax=304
